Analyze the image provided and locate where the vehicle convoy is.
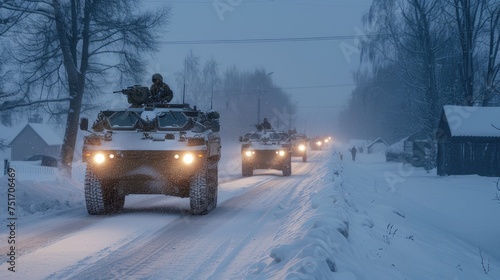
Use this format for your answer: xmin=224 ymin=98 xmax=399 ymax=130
xmin=239 ymin=125 xmax=292 ymax=177
xmin=79 ymin=85 xmax=221 ymax=215
xmin=309 ymin=136 xmax=324 ymax=151
xmin=290 ymin=133 xmax=308 ymax=162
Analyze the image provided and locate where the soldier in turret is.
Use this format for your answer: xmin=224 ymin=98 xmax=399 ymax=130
xmin=150 ymin=73 xmax=173 ymax=103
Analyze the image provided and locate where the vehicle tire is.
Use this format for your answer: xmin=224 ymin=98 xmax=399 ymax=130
xmin=207 ymin=160 xmax=218 ymax=211
xmin=242 ymin=160 xmax=253 ymax=177
xmin=282 ymin=158 xmax=292 ymax=176
xmin=84 ymin=166 xmax=123 ymax=215
xmin=302 ymin=153 xmax=307 ymax=163
xmin=190 ymin=161 xmax=217 ymax=215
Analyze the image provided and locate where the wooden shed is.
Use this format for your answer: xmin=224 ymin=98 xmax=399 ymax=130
xmin=436 ymin=105 xmax=500 ymax=176
xmin=404 ymin=129 xmax=435 ymax=167
xmin=9 ymin=123 xmax=63 ymax=161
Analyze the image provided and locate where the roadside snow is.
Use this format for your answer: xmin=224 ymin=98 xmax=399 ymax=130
xmin=247 ymin=147 xmax=500 ymax=279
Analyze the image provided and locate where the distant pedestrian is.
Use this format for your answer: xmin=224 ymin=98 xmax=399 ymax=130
xmin=349 ymin=146 xmax=357 ymax=161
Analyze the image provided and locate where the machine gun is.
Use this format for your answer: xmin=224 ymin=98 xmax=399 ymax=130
xmin=114 ymin=85 xmax=150 ymax=106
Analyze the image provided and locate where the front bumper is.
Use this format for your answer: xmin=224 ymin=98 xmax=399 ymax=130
xmin=83 ymin=150 xmax=207 ymax=180
xmin=242 ymin=149 xmax=290 ymax=170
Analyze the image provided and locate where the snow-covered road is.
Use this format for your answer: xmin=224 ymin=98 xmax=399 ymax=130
xmin=0 ymin=146 xmax=331 ymax=280
xmin=2 ymin=142 xmax=500 ymax=280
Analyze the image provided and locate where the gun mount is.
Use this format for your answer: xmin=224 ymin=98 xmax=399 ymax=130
xmin=114 ymin=85 xmax=150 ymax=106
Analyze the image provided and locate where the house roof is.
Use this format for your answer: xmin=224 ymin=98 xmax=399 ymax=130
xmin=386 ymin=137 xmax=408 ymax=153
xmin=9 ymin=123 xmax=63 ymax=146
xmin=443 ymin=105 xmax=500 ymax=137
xmin=367 ymin=137 xmax=388 ymax=148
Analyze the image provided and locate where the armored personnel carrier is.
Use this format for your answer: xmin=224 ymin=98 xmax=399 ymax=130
xmin=79 ymin=85 xmax=221 ymax=215
xmin=290 ymin=133 xmax=308 ymax=162
xmin=239 ymin=125 xmax=292 ymax=177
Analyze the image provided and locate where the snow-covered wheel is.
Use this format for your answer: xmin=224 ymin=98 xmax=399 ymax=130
xmin=242 ymin=161 xmax=253 ymax=177
xmin=190 ymin=161 xmax=218 ymax=215
xmin=84 ymin=166 xmax=124 ymax=215
xmin=302 ymin=153 xmax=307 ymax=163
xmin=282 ymin=158 xmax=292 ymax=176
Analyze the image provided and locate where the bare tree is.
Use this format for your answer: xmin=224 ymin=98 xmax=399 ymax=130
xmin=452 ymin=0 xmax=486 ymax=105
xmin=1 ymin=0 xmax=171 ymax=177
xmin=481 ymin=1 xmax=500 ymax=105
xmin=176 ymin=52 xmax=221 ymax=110
xmin=360 ymin=0 xmax=450 ymax=136
xmin=0 ymin=0 xmax=26 ymax=36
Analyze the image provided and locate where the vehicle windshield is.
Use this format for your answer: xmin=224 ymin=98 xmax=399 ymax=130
xmin=157 ymin=111 xmax=189 ymax=130
xmin=107 ymin=111 xmax=140 ymax=129
xmin=268 ymin=132 xmax=281 ymax=141
xmin=249 ymin=133 xmax=261 ymax=140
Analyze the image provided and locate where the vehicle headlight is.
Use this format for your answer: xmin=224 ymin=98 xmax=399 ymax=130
xmin=324 ymin=139 xmax=329 ymax=143
xmin=93 ymin=153 xmax=106 ymax=164
xmin=277 ymin=150 xmax=286 ymax=156
xmin=316 ymin=141 xmax=322 ymax=146
xmin=298 ymin=144 xmax=306 ymax=151
xmin=244 ymin=150 xmax=253 ymax=157
xmin=182 ymin=153 xmax=194 ymax=164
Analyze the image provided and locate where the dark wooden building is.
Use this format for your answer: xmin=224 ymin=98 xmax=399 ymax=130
xmin=436 ymin=105 xmax=500 ymax=176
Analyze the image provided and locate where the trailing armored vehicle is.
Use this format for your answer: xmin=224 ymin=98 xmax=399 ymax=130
xmin=290 ymin=133 xmax=308 ymax=162
xmin=309 ymin=136 xmax=324 ymax=151
xmin=79 ymin=85 xmax=221 ymax=215
xmin=239 ymin=125 xmax=292 ymax=177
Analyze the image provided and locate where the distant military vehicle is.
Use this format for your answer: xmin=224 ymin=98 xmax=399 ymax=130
xmin=79 ymin=85 xmax=221 ymax=215
xmin=309 ymin=136 xmax=324 ymax=151
xmin=290 ymin=133 xmax=308 ymax=162
xmin=239 ymin=126 xmax=292 ymax=177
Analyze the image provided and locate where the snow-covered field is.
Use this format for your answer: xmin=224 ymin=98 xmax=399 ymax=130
xmin=1 ymin=141 xmax=500 ymax=279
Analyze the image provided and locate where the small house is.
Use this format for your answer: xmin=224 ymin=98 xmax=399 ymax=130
xmin=9 ymin=123 xmax=63 ymax=161
xmin=366 ymin=137 xmax=388 ymax=154
xmin=436 ymin=105 xmax=500 ymax=176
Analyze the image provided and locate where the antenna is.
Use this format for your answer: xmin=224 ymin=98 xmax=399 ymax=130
xmin=182 ymin=82 xmax=186 ymax=104
xmin=210 ymin=85 xmax=214 ymax=110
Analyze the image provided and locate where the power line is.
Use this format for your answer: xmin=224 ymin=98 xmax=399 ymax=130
xmin=160 ymin=34 xmax=385 ymax=45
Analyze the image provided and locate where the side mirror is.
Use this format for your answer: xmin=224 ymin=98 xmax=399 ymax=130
xmin=80 ymin=117 xmax=89 ymax=131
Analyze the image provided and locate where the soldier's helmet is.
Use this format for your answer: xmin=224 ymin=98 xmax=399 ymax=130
xmin=152 ymin=73 xmax=163 ymax=83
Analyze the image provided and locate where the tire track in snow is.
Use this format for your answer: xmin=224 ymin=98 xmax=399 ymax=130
xmin=0 ymin=208 xmax=96 ymax=263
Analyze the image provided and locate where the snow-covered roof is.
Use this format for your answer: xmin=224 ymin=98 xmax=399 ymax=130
xmin=367 ymin=137 xmax=388 ymax=148
xmin=386 ymin=137 xmax=408 ymax=153
xmin=1 ymin=123 xmax=25 ymax=143
xmin=10 ymin=123 xmax=63 ymax=146
xmin=443 ymin=105 xmax=500 ymax=137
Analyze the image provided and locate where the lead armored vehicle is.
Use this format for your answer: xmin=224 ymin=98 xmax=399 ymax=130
xmin=80 ymin=85 xmax=221 ymax=215
xmin=239 ymin=125 xmax=292 ymax=177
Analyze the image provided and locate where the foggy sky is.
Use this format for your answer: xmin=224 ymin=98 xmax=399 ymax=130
xmin=143 ymin=0 xmax=372 ymax=136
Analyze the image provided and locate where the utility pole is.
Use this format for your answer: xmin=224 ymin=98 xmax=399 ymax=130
xmin=257 ymin=86 xmax=261 ymax=124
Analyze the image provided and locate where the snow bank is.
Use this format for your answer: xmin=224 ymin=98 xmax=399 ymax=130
xmin=247 ymin=151 xmax=358 ymax=279
xmin=247 ymin=147 xmax=500 ymax=280
xmin=0 ymin=174 xmax=84 ymax=223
